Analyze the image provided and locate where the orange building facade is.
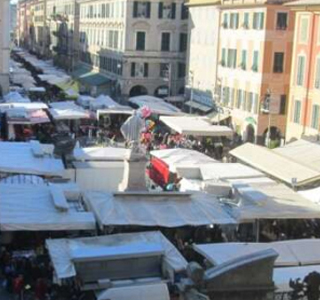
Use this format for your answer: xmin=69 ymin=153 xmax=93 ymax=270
xmin=285 ymin=0 xmax=320 ymax=142
xmin=217 ymin=0 xmax=295 ymax=145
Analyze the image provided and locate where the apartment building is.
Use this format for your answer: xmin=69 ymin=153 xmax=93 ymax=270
xmin=285 ymin=0 xmax=320 ymax=142
xmin=0 ymin=0 xmax=10 ymax=96
xmin=78 ymin=0 xmax=189 ymax=98
xmin=46 ymin=0 xmax=80 ymax=70
xmin=217 ymin=0 xmax=294 ymax=144
xmin=186 ymin=0 xmax=220 ymax=113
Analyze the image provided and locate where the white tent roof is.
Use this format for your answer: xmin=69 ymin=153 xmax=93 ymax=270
xmin=73 ymin=147 xmax=129 ymax=161
xmin=49 ymin=101 xmax=91 ymax=120
xmin=160 ymin=116 xmax=233 ymax=137
xmin=3 ymin=91 xmax=30 ymax=103
xmin=84 ymin=191 xmax=236 ymax=228
xmin=96 ymin=283 xmax=170 ymax=300
xmin=0 ymin=142 xmax=64 ymax=176
xmin=230 ymin=143 xmax=320 ymax=186
xmin=200 ymin=163 xmax=265 ymax=181
xmin=193 ymin=239 xmax=320 ymax=267
xmin=274 ymin=139 xmax=320 ymax=172
xmin=129 ymin=96 xmax=181 ymax=115
xmin=299 ymin=186 xmax=320 ymax=205
xmin=46 ymin=231 xmax=188 ymax=279
xmin=0 ymin=184 xmax=96 ymax=231
xmin=231 ymin=183 xmax=320 ymax=221
xmin=151 ymin=148 xmax=217 ymax=173
xmin=76 ymin=95 xmax=95 ymax=108
xmin=90 ymin=95 xmax=119 ymax=110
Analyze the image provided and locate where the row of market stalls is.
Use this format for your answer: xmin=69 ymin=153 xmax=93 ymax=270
xmin=2 ymin=137 xmax=320 ymax=299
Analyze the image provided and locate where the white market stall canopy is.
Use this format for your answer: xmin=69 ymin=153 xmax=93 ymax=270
xmin=274 ymin=139 xmax=320 ymax=172
xmin=193 ymin=239 xmax=320 ymax=267
xmin=77 ymin=95 xmax=95 ymax=108
xmin=0 ymin=184 xmax=96 ymax=231
xmin=49 ymin=101 xmax=91 ymax=120
xmin=231 ymin=182 xmax=320 ymax=221
xmin=83 ymin=191 xmax=236 ymax=228
xmin=230 ymin=143 xmax=320 ymax=186
xmin=151 ymin=148 xmax=217 ymax=173
xmin=160 ymin=116 xmax=233 ymax=137
xmin=73 ymin=147 xmax=129 ymax=161
xmin=299 ymin=186 xmax=320 ymax=205
xmin=3 ymin=91 xmax=30 ymax=103
xmin=46 ymin=231 xmax=187 ymax=279
xmin=0 ymin=141 xmax=64 ymax=176
xmin=129 ymin=96 xmax=182 ymax=115
xmin=6 ymin=108 xmax=50 ymax=125
xmin=90 ymin=95 xmax=121 ymax=110
xmin=200 ymin=163 xmax=265 ymax=181
xmin=96 ymin=283 xmax=170 ymax=300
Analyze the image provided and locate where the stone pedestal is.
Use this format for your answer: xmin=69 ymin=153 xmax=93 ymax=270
xmin=118 ymin=150 xmax=148 ymax=192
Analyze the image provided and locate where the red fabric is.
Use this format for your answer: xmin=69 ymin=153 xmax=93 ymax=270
xmin=35 ymin=279 xmax=47 ymax=300
xmin=13 ymin=277 xmax=24 ymax=294
xmin=148 ymin=157 xmax=171 ymax=187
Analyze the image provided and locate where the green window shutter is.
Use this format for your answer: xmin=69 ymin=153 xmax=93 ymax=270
xmin=253 ymin=51 xmax=259 ymax=71
xmin=241 ymin=50 xmax=247 ymax=69
xmin=259 ymin=13 xmax=264 ymax=30
xmin=300 ymin=18 xmax=308 ymax=42
xmin=311 ymin=105 xmax=320 ymax=129
xmin=297 ymin=56 xmax=305 ymax=86
xmin=244 ymin=13 xmax=249 ymax=28
xmin=222 ymin=48 xmax=226 ymax=66
xmin=294 ymin=101 xmax=301 ymax=123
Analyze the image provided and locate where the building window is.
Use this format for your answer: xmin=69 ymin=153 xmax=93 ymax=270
xmin=293 ymin=100 xmax=301 ymax=124
xmin=311 ymin=105 xmax=320 ymax=129
xmin=181 ymin=4 xmax=188 ymax=20
xmin=273 ymin=52 xmax=284 ymax=73
xmin=158 ymin=2 xmax=176 ymax=19
xmin=221 ymin=48 xmax=226 ymax=66
xmin=276 ymin=12 xmax=288 ymax=30
xmin=179 ymin=33 xmax=188 ymax=52
xmin=296 ymin=56 xmax=305 ymax=86
xmin=160 ymin=63 xmax=169 ymax=78
xmin=280 ymin=95 xmax=286 ymax=115
xmin=227 ymin=49 xmax=237 ymax=69
xmin=253 ymin=12 xmax=264 ymax=30
xmin=300 ymin=17 xmax=309 ymax=43
xmin=178 ymin=62 xmax=186 ymax=78
xmin=136 ymin=31 xmax=146 ymax=50
xmin=243 ymin=12 xmax=250 ymax=29
xmin=252 ymin=51 xmax=259 ymax=72
xmin=241 ymin=50 xmax=247 ymax=70
xmin=223 ymin=13 xmax=229 ymax=29
xmin=230 ymin=13 xmax=239 ymax=29
xmin=161 ymin=32 xmax=171 ymax=51
xmin=315 ymin=58 xmax=320 ymax=89
xmin=144 ymin=63 xmax=149 ymax=77
xmin=133 ymin=2 xmax=151 ymax=18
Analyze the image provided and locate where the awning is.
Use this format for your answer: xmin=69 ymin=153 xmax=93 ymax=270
xmin=49 ymin=101 xmax=91 ymax=120
xmin=83 ymin=191 xmax=236 ymax=228
xmin=72 ymin=66 xmax=111 ymax=86
xmin=0 ymin=183 xmax=95 ymax=231
xmin=96 ymin=283 xmax=170 ymax=300
xmin=73 ymin=147 xmax=129 ymax=161
xmin=46 ymin=231 xmax=188 ymax=279
xmin=209 ymin=112 xmax=231 ymax=123
xmin=193 ymin=239 xmax=320 ymax=267
xmin=160 ymin=116 xmax=233 ymax=137
xmin=230 ymin=143 xmax=320 ymax=186
xmin=184 ymin=100 xmax=212 ymax=112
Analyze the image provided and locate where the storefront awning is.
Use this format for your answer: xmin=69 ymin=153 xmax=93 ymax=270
xmin=185 ymin=100 xmax=213 ymax=112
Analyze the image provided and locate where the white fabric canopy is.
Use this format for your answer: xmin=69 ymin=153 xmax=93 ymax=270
xmin=96 ymin=283 xmax=170 ymax=300
xmin=73 ymin=147 xmax=129 ymax=161
xmin=84 ymin=191 xmax=236 ymax=228
xmin=193 ymin=239 xmax=320 ymax=267
xmin=274 ymin=139 xmax=320 ymax=172
xmin=3 ymin=91 xmax=30 ymax=103
xmin=77 ymin=95 xmax=95 ymax=108
xmin=46 ymin=231 xmax=188 ymax=279
xmin=0 ymin=184 xmax=96 ymax=231
xmin=49 ymin=101 xmax=91 ymax=120
xmin=200 ymin=163 xmax=265 ymax=181
xmin=160 ymin=116 xmax=233 ymax=137
xmin=90 ymin=95 xmax=119 ymax=110
xmin=151 ymin=148 xmax=217 ymax=173
xmin=230 ymin=143 xmax=320 ymax=186
xmin=231 ymin=183 xmax=320 ymax=221
xmin=0 ymin=142 xmax=64 ymax=176
xmin=299 ymin=186 xmax=320 ymax=205
xmin=129 ymin=96 xmax=181 ymax=115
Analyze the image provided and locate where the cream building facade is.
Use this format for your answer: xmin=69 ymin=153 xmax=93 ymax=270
xmin=0 ymin=0 xmax=10 ymax=96
xmin=186 ymin=0 xmax=220 ymax=112
xmin=78 ymin=0 xmax=189 ymax=98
